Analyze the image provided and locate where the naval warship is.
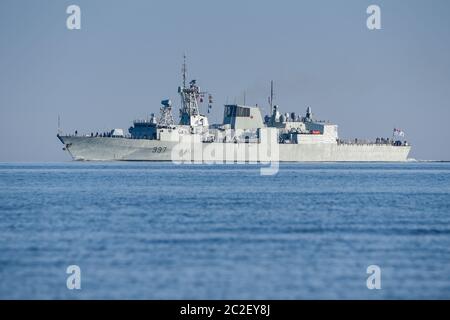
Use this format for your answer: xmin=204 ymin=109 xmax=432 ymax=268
xmin=57 ymin=60 xmax=411 ymax=163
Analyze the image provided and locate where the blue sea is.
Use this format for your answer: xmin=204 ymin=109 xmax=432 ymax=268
xmin=0 ymin=162 xmax=449 ymax=299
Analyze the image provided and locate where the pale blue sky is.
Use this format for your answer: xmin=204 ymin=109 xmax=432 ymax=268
xmin=1 ymin=0 xmax=449 ymax=161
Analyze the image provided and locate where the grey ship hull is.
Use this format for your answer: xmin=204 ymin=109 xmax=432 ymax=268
xmin=59 ymin=136 xmax=411 ymax=162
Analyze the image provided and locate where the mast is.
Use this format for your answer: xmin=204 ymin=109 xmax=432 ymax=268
xmin=271 ymin=80 xmax=273 ymax=108
xmin=178 ymin=55 xmax=211 ymax=126
xmin=178 ymin=55 xmax=201 ymax=125
xmin=182 ymin=53 xmax=187 ymax=89
xmin=57 ymin=115 xmax=62 ymax=135
xmin=268 ymin=80 xmax=274 ymax=115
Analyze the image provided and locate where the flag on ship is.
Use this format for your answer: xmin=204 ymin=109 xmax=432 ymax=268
xmin=393 ymin=128 xmax=405 ymax=137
